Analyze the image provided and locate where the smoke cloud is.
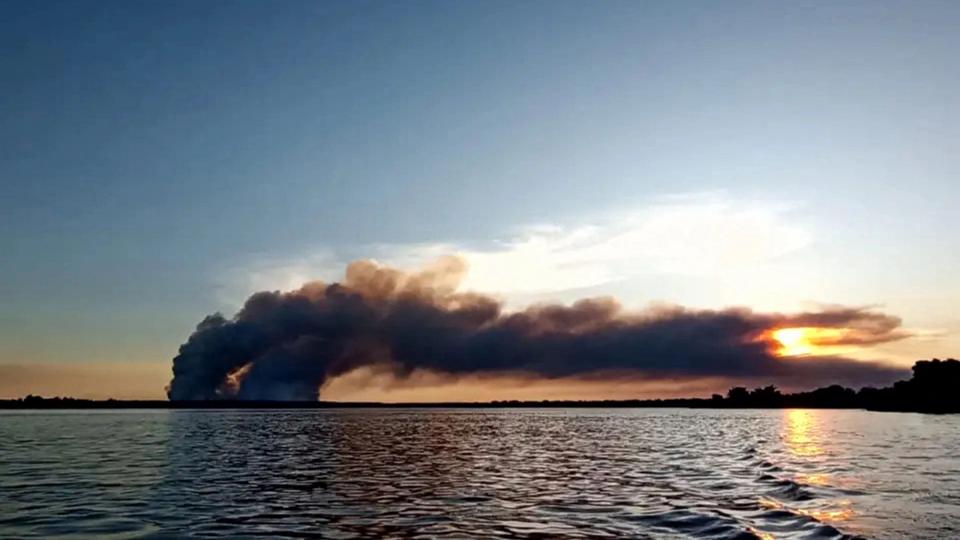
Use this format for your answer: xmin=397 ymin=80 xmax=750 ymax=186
xmin=167 ymin=256 xmax=909 ymax=401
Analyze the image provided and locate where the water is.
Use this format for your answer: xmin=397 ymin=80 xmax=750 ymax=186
xmin=1 ymin=409 xmax=958 ymax=539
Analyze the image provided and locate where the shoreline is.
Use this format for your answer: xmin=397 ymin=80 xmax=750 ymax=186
xmin=0 ymin=399 xmax=952 ymax=413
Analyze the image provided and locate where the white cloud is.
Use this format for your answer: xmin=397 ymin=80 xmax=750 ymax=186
xmin=450 ymin=196 xmax=811 ymax=295
xmin=218 ymin=193 xmax=813 ymax=309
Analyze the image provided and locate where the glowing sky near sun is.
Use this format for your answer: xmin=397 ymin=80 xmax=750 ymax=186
xmin=772 ymin=328 xmax=852 ymax=357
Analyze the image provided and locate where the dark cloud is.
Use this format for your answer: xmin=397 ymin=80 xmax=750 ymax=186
xmin=167 ymin=257 xmax=910 ymax=401
xmin=783 ymin=306 xmax=909 ymax=346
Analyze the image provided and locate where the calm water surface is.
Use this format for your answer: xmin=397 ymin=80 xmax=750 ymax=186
xmin=1 ymin=409 xmax=958 ymax=539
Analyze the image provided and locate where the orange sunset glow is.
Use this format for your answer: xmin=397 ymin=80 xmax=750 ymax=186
xmin=771 ymin=327 xmax=849 ymax=357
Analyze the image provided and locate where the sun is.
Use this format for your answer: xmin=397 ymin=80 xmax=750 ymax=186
xmin=772 ymin=327 xmax=817 ymax=356
xmin=770 ymin=326 xmax=850 ymax=357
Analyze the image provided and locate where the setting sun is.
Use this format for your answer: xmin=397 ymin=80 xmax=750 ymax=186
xmin=773 ymin=328 xmax=813 ymax=356
xmin=771 ymin=327 xmax=849 ymax=357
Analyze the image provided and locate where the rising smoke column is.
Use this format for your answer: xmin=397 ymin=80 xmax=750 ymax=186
xmin=167 ymin=256 xmax=909 ymax=400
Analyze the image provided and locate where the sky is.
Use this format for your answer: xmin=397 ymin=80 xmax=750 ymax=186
xmin=2 ymin=0 xmax=958 ymax=400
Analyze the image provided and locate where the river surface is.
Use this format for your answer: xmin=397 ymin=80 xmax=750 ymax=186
xmin=1 ymin=409 xmax=958 ymax=539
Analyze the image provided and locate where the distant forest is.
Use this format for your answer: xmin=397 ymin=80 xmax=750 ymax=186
xmin=3 ymin=358 xmax=958 ymax=413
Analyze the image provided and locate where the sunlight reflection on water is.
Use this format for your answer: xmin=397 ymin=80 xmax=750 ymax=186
xmin=1 ymin=408 xmax=958 ymax=539
xmin=784 ymin=409 xmax=823 ymax=458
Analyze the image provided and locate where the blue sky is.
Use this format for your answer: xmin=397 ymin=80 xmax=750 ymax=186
xmin=2 ymin=1 xmax=958 ymax=397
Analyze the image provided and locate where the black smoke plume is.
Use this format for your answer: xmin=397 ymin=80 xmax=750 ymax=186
xmin=167 ymin=256 xmax=909 ymax=401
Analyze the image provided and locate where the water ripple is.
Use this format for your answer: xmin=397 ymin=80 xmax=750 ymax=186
xmin=1 ymin=409 xmax=958 ymax=538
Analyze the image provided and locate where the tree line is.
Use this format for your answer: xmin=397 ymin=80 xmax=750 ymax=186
xmin=3 ymin=358 xmax=957 ymax=413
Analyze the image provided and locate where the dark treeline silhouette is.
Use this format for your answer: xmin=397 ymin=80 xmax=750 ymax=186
xmin=3 ymin=359 xmax=958 ymax=413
